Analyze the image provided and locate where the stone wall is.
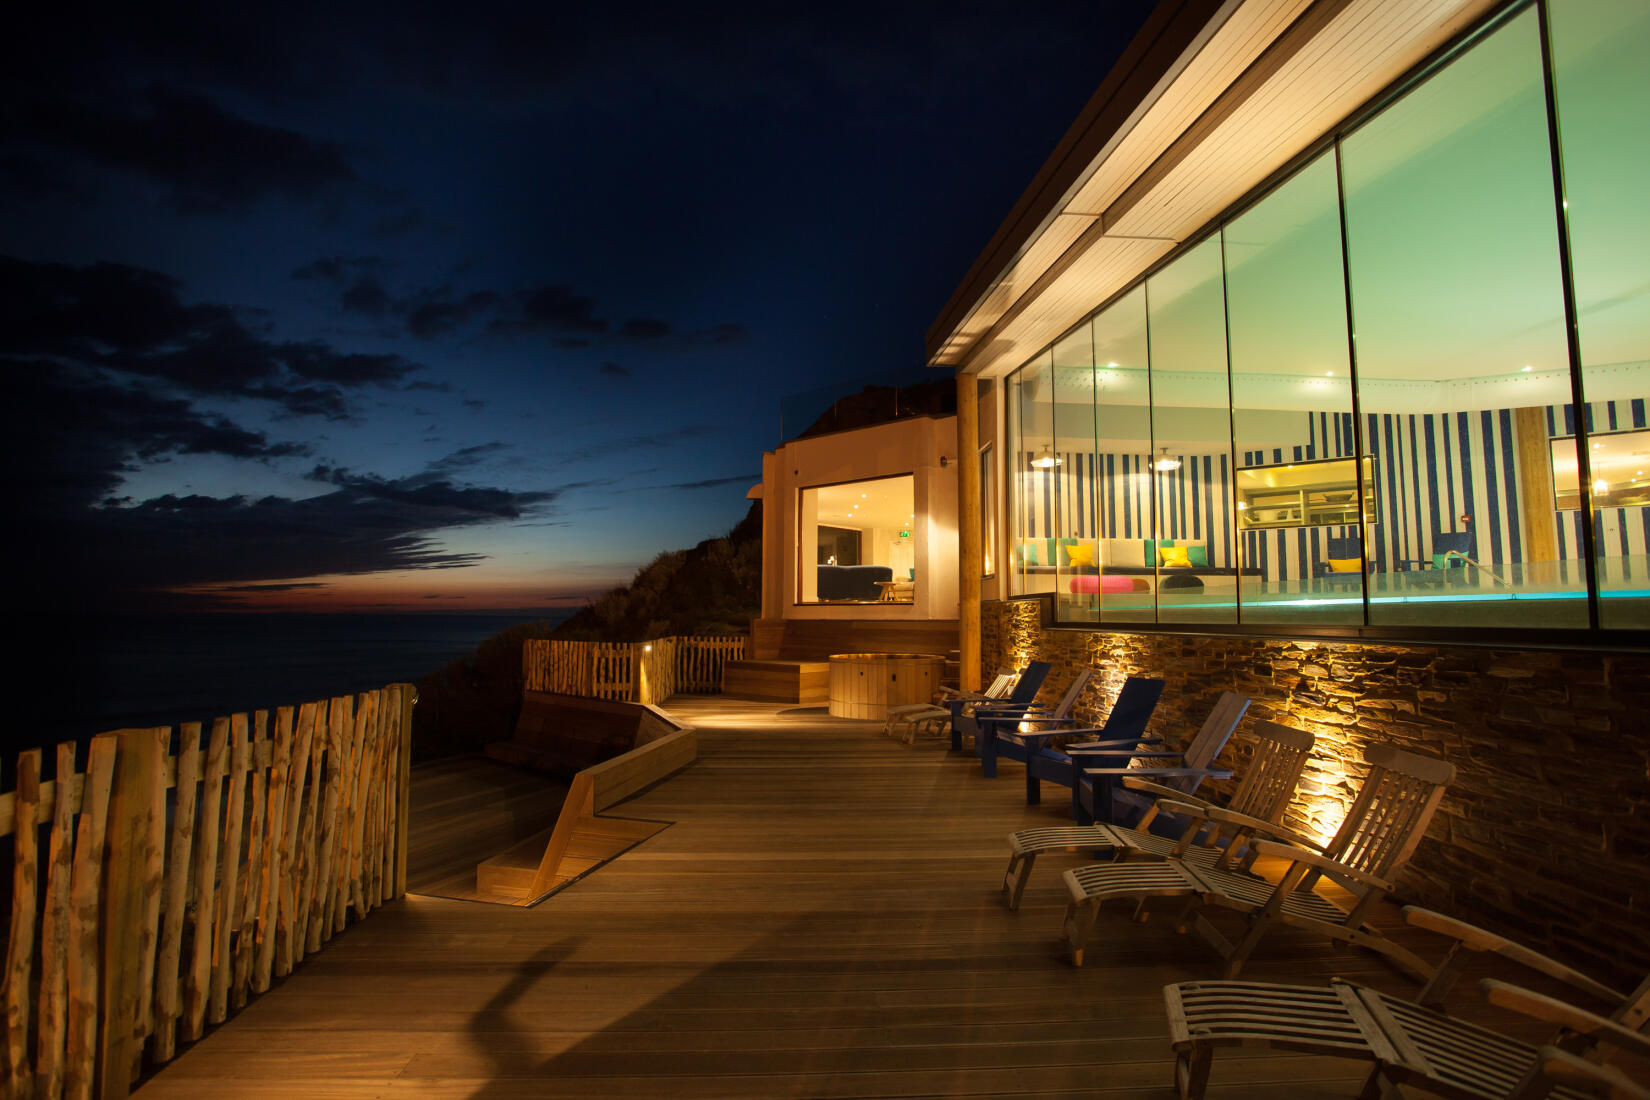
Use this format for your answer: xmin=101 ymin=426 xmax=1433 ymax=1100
xmin=983 ymin=598 xmax=1650 ymax=985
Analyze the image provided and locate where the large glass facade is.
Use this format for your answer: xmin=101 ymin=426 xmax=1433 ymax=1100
xmin=1002 ymin=0 xmax=1648 ymax=636
xmin=1548 ymin=0 xmax=1650 ymax=628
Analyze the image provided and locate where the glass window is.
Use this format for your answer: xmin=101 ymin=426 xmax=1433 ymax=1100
xmin=980 ymin=442 xmax=997 ymax=577
xmin=1085 ymin=287 xmax=1155 ymax=623
xmin=1008 ymin=353 xmax=1054 ymax=597
xmin=1225 ymin=153 xmax=1364 ymax=625
xmin=1051 ymin=326 xmax=1097 ymax=618
xmin=1549 ymin=0 xmax=1650 ymax=627
xmin=797 ymin=475 xmax=915 ymax=604
xmin=1145 ymin=237 xmax=1236 ymax=623
xmin=1340 ymin=8 xmax=1586 ymax=629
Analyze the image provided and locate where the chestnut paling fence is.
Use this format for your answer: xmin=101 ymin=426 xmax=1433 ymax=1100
xmin=523 ymin=635 xmax=747 ymax=705
xmin=0 ymin=683 xmax=415 ymax=1100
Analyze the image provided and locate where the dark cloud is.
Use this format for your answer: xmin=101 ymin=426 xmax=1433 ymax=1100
xmin=617 ymin=318 xmax=750 ymax=350
xmin=552 ymin=424 xmax=721 ymax=468
xmin=290 ymin=255 xmax=390 ymax=283
xmin=0 ymin=255 xmax=423 ymax=419
xmin=307 ymin=464 xmax=551 ymax=520
xmin=404 ymin=380 xmax=453 ymax=393
xmin=617 ymin=317 xmax=670 ymax=342
xmin=497 ymin=284 xmax=607 ymax=337
xmin=340 ymin=276 xmax=392 ymax=316
xmin=368 ymin=207 xmax=427 ymax=238
xmin=216 ymin=581 xmax=329 ymax=592
xmin=406 ymin=290 xmax=502 ymax=339
xmin=662 ymin=474 xmax=762 ymax=490
xmin=8 ymin=86 xmax=356 ymax=212
xmin=426 ymin=442 xmax=510 ymax=476
xmin=462 ymin=398 xmax=485 ymax=410
xmin=2 ymin=357 xmax=309 ymax=521
xmin=599 ymin=361 xmax=631 ymax=379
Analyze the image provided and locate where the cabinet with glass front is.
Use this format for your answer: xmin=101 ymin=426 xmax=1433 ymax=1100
xmin=1236 ymin=456 xmax=1376 ymax=530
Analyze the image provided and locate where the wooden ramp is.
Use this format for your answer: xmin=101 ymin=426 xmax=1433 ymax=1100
xmin=475 ymin=812 xmax=669 ymax=900
xmin=473 ymin=726 xmax=696 ymax=905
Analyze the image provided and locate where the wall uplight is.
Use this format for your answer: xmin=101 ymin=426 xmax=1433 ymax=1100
xmin=1153 ymin=448 xmax=1181 ymax=472
xmin=1031 ymin=445 xmax=1062 ymax=468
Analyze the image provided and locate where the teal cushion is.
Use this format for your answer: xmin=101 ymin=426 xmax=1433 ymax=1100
xmin=1185 ymin=544 xmax=1209 ymax=568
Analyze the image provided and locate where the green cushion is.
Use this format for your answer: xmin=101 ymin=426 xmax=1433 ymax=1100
xmin=1185 ymin=544 xmax=1209 ymax=568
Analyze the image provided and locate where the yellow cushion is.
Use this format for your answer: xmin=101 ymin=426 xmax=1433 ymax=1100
xmin=1327 ymin=557 xmax=1363 ymax=573
xmin=1158 ymin=546 xmax=1192 ymax=568
xmin=1066 ymin=543 xmax=1096 ymax=568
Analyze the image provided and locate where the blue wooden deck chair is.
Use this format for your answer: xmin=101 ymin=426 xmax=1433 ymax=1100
xmin=1006 ymin=676 xmax=1166 ymax=807
xmin=974 ymin=667 xmax=1095 ymax=779
xmin=1072 ymin=691 xmax=1251 ymax=827
xmin=948 ymin=660 xmax=1051 ymax=752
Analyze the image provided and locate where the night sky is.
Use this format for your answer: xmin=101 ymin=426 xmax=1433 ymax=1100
xmin=2 ymin=1 xmax=1154 ymax=619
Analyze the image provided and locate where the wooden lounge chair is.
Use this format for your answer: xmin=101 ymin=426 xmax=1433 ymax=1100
xmin=1007 ymin=675 xmax=1165 ymax=807
xmin=948 ymin=661 xmax=1052 ymax=752
xmin=882 ymin=666 xmax=1013 ymax=743
xmin=1062 ymin=742 xmax=1454 ymax=975
xmin=1166 ymin=978 xmax=1650 ymax=1100
xmin=1165 ymin=906 xmax=1650 ymax=1100
xmin=1071 ymin=691 xmax=1252 ymax=827
xmin=1001 ymin=718 xmax=1311 ymax=910
xmin=975 ymin=668 xmax=1096 ymax=779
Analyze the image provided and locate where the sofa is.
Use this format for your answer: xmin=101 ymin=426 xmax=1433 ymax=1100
xmin=816 ymin=564 xmax=893 ymax=601
xmin=1013 ymin=537 xmax=1259 ymax=594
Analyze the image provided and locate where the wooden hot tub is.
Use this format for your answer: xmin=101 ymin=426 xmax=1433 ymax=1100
xmin=827 ymin=652 xmax=946 ymax=719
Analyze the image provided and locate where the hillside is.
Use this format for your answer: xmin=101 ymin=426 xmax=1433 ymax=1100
xmin=410 ymin=501 xmax=762 ymax=759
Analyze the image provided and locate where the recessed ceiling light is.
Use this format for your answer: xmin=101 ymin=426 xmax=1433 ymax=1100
xmin=1325 ymin=371 xmax=1334 ymax=377
xmin=1521 ymin=365 xmax=1533 ymax=372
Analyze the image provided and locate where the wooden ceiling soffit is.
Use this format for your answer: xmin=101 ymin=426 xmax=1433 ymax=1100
xmin=952 ymin=0 xmax=1357 ymax=378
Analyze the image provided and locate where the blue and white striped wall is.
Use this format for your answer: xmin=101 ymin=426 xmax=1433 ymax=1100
xmin=1016 ymin=398 xmax=1648 ymax=582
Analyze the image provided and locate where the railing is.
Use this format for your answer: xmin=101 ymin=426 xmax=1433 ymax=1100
xmin=523 ymin=636 xmax=746 ymax=705
xmin=0 ymin=683 xmax=414 ymax=1099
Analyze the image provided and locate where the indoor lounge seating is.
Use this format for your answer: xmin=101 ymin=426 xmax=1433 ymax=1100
xmin=815 ymin=564 xmax=892 ymax=601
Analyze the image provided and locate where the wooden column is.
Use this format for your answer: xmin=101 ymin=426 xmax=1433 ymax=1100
xmin=1514 ymin=407 xmax=1559 ymax=564
xmin=957 ymin=374 xmax=982 ymax=693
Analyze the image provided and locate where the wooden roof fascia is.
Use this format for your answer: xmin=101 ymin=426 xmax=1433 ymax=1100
xmin=923 ymin=0 xmax=1236 ymax=367
xmin=947 ymin=0 xmax=1362 ymax=378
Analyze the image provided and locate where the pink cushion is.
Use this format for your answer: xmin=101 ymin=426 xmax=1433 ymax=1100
xmin=1069 ymin=575 xmax=1136 ymax=594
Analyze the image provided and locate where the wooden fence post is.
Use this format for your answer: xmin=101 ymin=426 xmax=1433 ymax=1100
xmin=393 ymin=683 xmax=414 ymax=899
xmin=95 ymin=727 xmax=165 ymax=1099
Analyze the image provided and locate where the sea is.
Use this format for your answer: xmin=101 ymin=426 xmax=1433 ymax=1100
xmin=9 ymin=610 xmax=571 ymax=758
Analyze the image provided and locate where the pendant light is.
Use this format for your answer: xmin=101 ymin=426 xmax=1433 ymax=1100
xmin=1031 ymin=444 xmax=1062 ymax=469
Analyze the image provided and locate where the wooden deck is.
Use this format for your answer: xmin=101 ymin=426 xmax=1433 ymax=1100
xmin=134 ymin=697 xmax=1612 ymax=1098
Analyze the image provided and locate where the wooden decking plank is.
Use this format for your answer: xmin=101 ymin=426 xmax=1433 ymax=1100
xmin=132 ymin=695 xmax=1580 ymax=1099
